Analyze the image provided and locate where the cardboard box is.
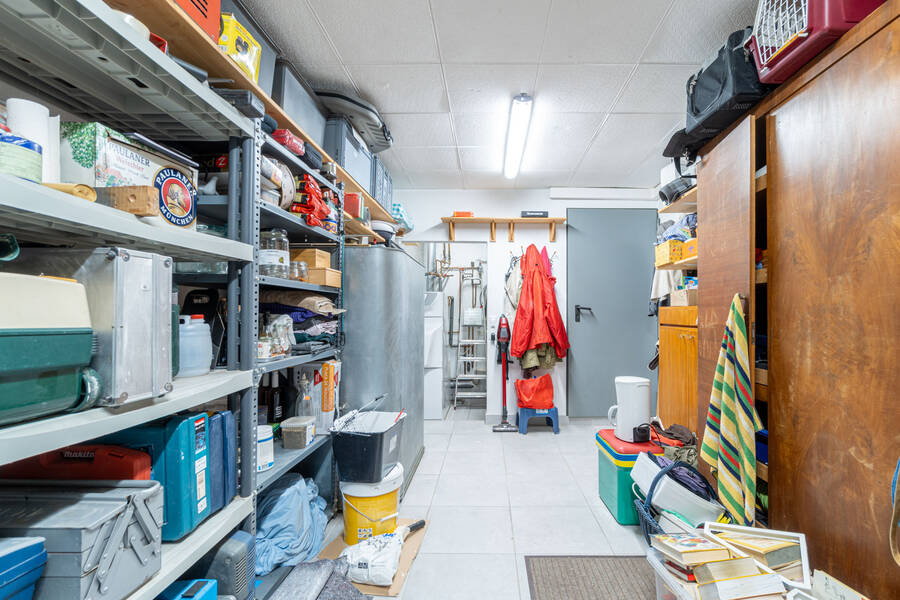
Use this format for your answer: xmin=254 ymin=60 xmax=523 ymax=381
xmin=322 ymin=360 xmax=341 ymax=413
xmin=95 ymin=186 xmax=158 ymax=216
xmin=670 ymin=289 xmax=698 ymax=306
xmin=308 ymin=267 xmax=341 ymax=288
xmin=318 ymin=518 xmax=428 ymax=597
xmin=290 ymin=248 xmax=331 ymax=269
xmin=655 ymin=240 xmax=682 ymax=267
xmin=682 ymin=237 xmax=698 ymax=259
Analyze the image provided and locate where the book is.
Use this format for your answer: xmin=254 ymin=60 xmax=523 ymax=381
xmin=651 ymin=534 xmax=731 ymax=566
xmin=665 ymin=560 xmax=697 ymax=582
xmin=694 ymin=557 xmax=760 ymax=585
xmin=718 ymin=532 xmax=801 ymax=569
xmin=774 ymin=560 xmax=804 ymax=582
xmin=698 ymin=572 xmax=785 ymax=600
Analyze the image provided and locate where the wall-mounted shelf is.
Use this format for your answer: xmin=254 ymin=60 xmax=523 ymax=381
xmin=656 ymin=255 xmax=698 ymax=271
xmin=659 ymin=187 xmax=698 ymax=214
xmin=441 ymin=216 xmax=566 ymax=242
xmin=106 ymin=0 xmax=395 ymax=225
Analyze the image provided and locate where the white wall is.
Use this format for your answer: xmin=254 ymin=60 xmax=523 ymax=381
xmin=399 ymin=187 xmax=656 ymax=420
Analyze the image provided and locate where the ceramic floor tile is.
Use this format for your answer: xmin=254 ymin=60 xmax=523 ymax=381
xmin=398 ymin=503 xmax=430 ymax=520
xmin=424 ymin=419 xmax=454 ymax=434
xmin=416 ymin=448 xmax=446 ymax=475
xmin=424 ymin=433 xmax=451 ymax=452
xmin=432 ymin=472 xmax=510 ymax=506
xmin=506 ymin=472 xmax=587 ymax=507
xmin=402 ymin=554 xmax=520 ymax=600
xmin=511 ymin=505 xmax=613 ymax=555
xmin=467 ymin=408 xmax=487 ymax=420
xmin=447 ymin=407 xmax=470 ymax=420
xmin=504 ymin=450 xmax=570 ymax=475
xmin=502 ymin=431 xmax=562 ymax=453
xmin=447 ymin=432 xmax=504 ymax=453
xmin=420 ymin=506 xmax=515 ymax=554
xmin=452 ymin=418 xmax=492 ymax=434
xmin=401 ymin=473 xmax=438 ymax=506
xmin=554 ymin=431 xmax=600 ymax=454
xmin=589 ymin=501 xmax=649 ymax=555
xmin=441 ymin=450 xmax=505 ymax=475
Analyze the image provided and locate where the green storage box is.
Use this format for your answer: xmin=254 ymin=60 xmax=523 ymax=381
xmin=595 ymin=429 xmax=663 ymax=525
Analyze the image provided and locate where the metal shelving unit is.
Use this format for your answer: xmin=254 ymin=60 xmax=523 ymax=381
xmin=257 ymin=435 xmax=331 ymax=493
xmin=257 ymin=349 xmax=338 ymax=375
xmin=176 ymin=273 xmax=340 ymax=295
xmin=198 ymin=196 xmax=341 ymax=243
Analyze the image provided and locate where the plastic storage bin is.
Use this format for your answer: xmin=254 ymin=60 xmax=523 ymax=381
xmin=646 ymin=548 xmax=696 ymax=600
xmin=100 ymin=414 xmax=211 ymax=541
xmin=0 ymin=444 xmax=151 ymax=480
xmin=272 ymin=59 xmax=328 ymax=147
xmin=370 ymin=156 xmax=393 ymax=212
xmin=324 ymin=117 xmax=374 ymax=194
xmin=0 ymin=273 xmax=98 ymax=426
xmin=0 ymin=537 xmax=46 ymax=600
xmin=595 ymin=429 xmax=664 ymax=525
xmin=0 ymin=480 xmax=163 ymax=600
xmin=333 ymin=411 xmax=406 ymax=483
xmin=282 ymin=416 xmax=316 ymax=449
xmin=158 ymin=579 xmax=217 ymax=600
xmin=631 ymin=451 xmax=726 ymax=527
xmin=179 ymin=315 xmax=213 ymax=377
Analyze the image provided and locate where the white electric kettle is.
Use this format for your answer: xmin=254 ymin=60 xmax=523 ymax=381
xmin=607 ymin=376 xmax=651 ymax=443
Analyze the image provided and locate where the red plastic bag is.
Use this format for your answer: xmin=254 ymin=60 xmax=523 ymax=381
xmin=515 ymin=374 xmax=554 ymax=409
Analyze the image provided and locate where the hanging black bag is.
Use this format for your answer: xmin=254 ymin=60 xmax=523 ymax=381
xmin=685 ymin=27 xmax=769 ymax=138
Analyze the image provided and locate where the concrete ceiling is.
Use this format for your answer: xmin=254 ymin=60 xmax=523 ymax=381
xmin=246 ymin=0 xmax=758 ymax=189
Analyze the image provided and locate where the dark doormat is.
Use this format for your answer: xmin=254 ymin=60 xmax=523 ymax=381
xmin=525 ymin=555 xmax=655 ymax=600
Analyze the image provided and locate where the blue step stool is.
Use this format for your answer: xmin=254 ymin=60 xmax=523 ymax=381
xmin=516 ymin=407 xmax=559 ymax=435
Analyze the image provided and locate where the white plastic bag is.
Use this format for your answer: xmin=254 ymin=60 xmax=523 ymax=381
xmin=339 ymin=529 xmax=404 ymax=586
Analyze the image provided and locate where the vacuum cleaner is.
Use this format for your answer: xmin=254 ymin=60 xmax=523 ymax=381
xmin=493 ymin=315 xmax=517 ymax=433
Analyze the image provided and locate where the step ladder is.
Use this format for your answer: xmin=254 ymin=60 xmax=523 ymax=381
xmin=452 ymin=316 xmax=487 ymax=409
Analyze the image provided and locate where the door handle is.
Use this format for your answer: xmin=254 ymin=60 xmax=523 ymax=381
xmin=574 ymin=305 xmax=593 ymax=323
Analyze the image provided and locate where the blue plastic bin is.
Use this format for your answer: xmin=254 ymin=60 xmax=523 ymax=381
xmin=157 ymin=579 xmax=217 ymax=600
xmin=0 ymin=537 xmax=46 ymax=600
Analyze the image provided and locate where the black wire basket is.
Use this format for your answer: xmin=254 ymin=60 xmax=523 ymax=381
xmin=634 ymin=460 xmax=693 ymax=544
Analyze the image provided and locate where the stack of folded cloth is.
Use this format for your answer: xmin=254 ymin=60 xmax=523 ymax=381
xmin=260 ymin=291 xmax=344 ymax=346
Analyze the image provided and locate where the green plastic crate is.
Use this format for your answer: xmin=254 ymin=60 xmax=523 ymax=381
xmin=595 ymin=429 xmax=663 ymax=526
xmin=0 ymin=328 xmax=94 ymax=426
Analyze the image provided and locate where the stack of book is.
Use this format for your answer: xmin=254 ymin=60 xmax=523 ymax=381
xmin=651 ymin=533 xmax=789 ymax=600
xmin=716 ymin=531 xmax=803 ymax=583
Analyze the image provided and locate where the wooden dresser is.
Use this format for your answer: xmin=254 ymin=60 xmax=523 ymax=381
xmin=657 ymin=306 xmax=698 ymax=433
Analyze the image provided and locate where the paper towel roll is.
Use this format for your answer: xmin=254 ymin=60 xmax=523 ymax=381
xmin=6 ymin=99 xmax=49 ymax=183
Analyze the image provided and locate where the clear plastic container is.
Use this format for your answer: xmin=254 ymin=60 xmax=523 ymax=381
xmin=178 ymin=314 xmax=212 ymax=377
xmin=290 ymin=260 xmax=308 ymax=281
xmin=259 ymin=228 xmax=289 ymax=278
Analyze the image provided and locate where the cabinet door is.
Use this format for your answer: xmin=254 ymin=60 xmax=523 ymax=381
xmin=658 ymin=325 xmax=698 ymax=433
xmin=696 ymin=116 xmax=758 ymax=439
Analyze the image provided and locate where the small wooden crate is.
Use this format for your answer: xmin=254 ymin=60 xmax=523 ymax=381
xmin=307 ymin=268 xmax=341 ymax=288
xmin=290 ymin=248 xmax=331 ymax=268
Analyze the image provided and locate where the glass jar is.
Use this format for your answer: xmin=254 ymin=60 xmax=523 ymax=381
xmin=290 ymin=260 xmax=308 ymax=281
xmin=259 ymin=228 xmax=289 ymax=278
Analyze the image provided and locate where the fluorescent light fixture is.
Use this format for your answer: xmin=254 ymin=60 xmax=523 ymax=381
xmin=503 ymin=93 xmax=533 ymax=179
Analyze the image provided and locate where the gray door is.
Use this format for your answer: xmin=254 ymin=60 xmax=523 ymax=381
xmin=567 ymin=208 xmax=658 ymax=417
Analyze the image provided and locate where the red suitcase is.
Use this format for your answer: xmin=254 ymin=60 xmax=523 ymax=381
xmin=0 ymin=444 xmax=152 ymax=480
xmin=749 ymin=0 xmax=885 ymax=83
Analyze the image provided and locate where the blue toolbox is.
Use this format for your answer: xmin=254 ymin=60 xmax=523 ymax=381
xmin=157 ymin=579 xmax=217 ymax=600
xmin=207 ymin=411 xmax=237 ymax=514
xmin=101 ymin=413 xmax=211 ymax=541
xmin=0 ymin=537 xmax=46 ymax=600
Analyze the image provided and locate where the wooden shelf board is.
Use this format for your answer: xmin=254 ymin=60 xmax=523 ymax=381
xmin=756 ymin=267 xmax=768 ymax=284
xmin=343 ymin=212 xmax=384 ymax=242
xmin=756 ymin=382 xmax=769 ymax=404
xmin=659 ymin=187 xmax=698 ymax=214
xmin=756 ymin=368 xmax=768 ymax=386
xmin=440 ymin=216 xmax=565 ymax=242
xmin=656 ymin=255 xmax=698 ymax=270
xmin=106 ymin=0 xmax=396 ymax=226
xmin=757 ymin=461 xmax=769 ymax=482
xmin=756 ymin=172 xmax=768 ymax=192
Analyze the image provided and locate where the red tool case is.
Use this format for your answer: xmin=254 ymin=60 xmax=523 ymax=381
xmin=175 ymin=0 xmax=221 ymax=42
xmin=0 ymin=444 xmax=152 ymax=480
xmin=748 ymin=0 xmax=885 ymax=83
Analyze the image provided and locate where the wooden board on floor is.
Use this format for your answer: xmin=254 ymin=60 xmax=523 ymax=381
xmin=318 ymin=519 xmax=428 ymax=597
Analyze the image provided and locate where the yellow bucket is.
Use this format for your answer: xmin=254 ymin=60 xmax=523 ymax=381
xmin=340 ymin=463 xmax=404 ymax=545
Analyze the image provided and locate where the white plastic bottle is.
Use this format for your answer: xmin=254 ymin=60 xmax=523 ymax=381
xmin=178 ymin=314 xmax=213 ymax=377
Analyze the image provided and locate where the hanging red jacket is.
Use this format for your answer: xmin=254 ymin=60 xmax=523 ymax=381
xmin=511 ymin=244 xmax=569 ymax=359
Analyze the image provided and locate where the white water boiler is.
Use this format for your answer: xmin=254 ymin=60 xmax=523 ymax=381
xmin=607 ymin=376 xmax=651 ymax=442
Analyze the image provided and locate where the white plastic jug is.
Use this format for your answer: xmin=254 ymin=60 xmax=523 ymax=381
xmin=608 ymin=376 xmax=651 ymax=443
xmin=178 ymin=314 xmax=212 ymax=377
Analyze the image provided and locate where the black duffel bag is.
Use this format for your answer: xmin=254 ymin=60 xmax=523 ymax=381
xmin=685 ymin=27 xmax=769 ymax=138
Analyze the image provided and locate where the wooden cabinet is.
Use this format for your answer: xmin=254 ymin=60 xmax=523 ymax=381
xmin=658 ymin=307 xmax=698 ymax=433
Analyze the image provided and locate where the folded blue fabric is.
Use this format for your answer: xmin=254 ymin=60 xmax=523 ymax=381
xmin=255 ymin=474 xmax=328 ymax=576
xmin=260 ymin=303 xmax=318 ymax=323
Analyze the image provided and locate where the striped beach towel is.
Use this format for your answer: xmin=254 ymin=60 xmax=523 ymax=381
xmin=700 ymin=293 xmax=763 ymax=525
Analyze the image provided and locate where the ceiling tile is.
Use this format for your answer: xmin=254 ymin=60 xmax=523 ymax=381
xmin=375 ymin=148 xmax=407 ymax=173
xmin=308 ymin=0 xmax=439 ymax=64
xmin=244 ymin=0 xmax=340 ymax=64
xmin=409 ymin=170 xmax=464 ymax=189
xmin=613 ymin=64 xmax=697 ymax=113
xmin=432 ymin=0 xmax=551 ymax=63
xmin=395 ymin=147 xmax=459 ymax=171
xmin=571 ymin=153 xmax=669 ymax=188
xmin=535 ymin=65 xmax=633 ymax=113
xmin=459 ymin=147 xmax=503 ymax=171
xmin=452 ymin=113 xmax=508 ymax=147
xmin=515 ymin=171 xmax=573 ymax=189
xmin=520 ymin=112 xmax=605 ymax=171
xmin=296 ymin=64 xmax=358 ymax=96
xmin=541 ymin=0 xmax=672 ymax=64
xmin=579 ymin=113 xmax=681 ymax=172
xmin=383 ymin=113 xmax=454 ymax=147
xmin=348 ymin=65 xmax=448 ymax=113
xmin=444 ymin=65 xmax=539 ymax=114
xmin=389 ymin=170 xmax=415 ymax=189
xmin=642 ymin=0 xmax=758 ymax=64
xmin=463 ymin=171 xmax=514 ymax=189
